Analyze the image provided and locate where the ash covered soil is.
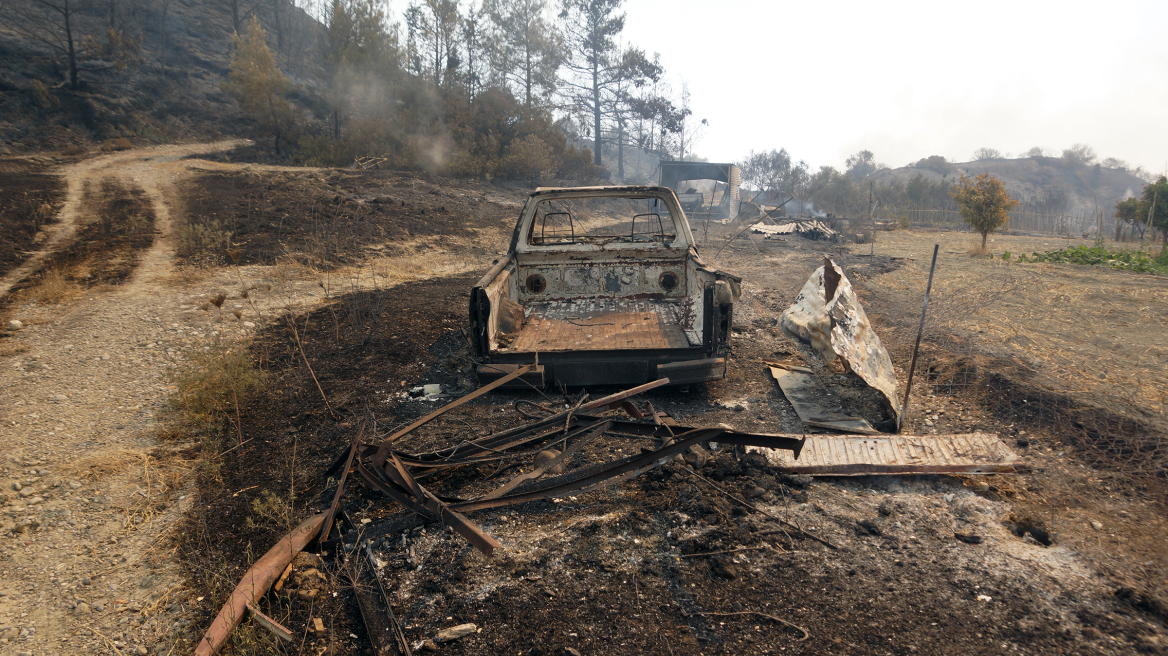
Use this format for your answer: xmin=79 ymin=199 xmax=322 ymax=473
xmin=1 ymin=147 xmax=1165 ymax=656
xmin=184 ymin=231 xmax=1168 ymax=654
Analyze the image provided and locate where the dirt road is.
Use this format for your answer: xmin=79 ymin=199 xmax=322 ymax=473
xmin=0 ymin=140 xmax=320 ymax=655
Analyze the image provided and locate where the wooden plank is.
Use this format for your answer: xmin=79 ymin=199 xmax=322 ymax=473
xmin=774 ymin=433 xmax=1026 ymax=476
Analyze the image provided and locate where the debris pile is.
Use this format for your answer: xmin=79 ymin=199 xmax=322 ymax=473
xmin=194 ymin=373 xmax=808 ymax=654
xmin=780 ymin=257 xmax=901 ymax=426
xmin=751 ymin=220 xmax=839 ymax=241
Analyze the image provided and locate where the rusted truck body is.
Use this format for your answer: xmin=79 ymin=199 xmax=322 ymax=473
xmin=470 ymin=186 xmax=741 ymax=388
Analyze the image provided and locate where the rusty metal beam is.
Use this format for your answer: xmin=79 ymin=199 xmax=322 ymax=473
xmin=319 ymin=424 xmax=364 ymax=544
xmin=371 ymin=364 xmax=535 ymax=467
xmin=194 ymin=513 xmax=326 ymax=656
xmin=451 ymin=427 xmax=725 ymax=513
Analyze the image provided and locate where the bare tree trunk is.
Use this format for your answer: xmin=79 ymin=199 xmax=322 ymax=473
xmin=64 ymin=0 xmax=78 ymax=90
xmin=592 ymin=64 xmax=601 ymax=166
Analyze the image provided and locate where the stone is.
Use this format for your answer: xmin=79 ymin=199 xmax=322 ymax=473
xmin=18 ymin=488 xmax=34 ymax=498
xmin=878 ymin=499 xmax=894 ymax=516
xmin=744 ymin=486 xmax=766 ymax=499
xmin=81 ymin=577 xmax=91 ymax=585
xmin=135 ymin=646 xmax=149 ymax=655
xmin=1090 ymin=520 xmax=1103 ymax=531
xmin=75 ymin=601 xmax=90 ymax=614
xmin=421 ymin=639 xmax=439 ymax=652
xmin=435 ymin=623 xmax=477 ymax=643
xmin=7 ymin=320 xmax=22 ymax=331
xmin=243 ymin=322 xmax=255 ymax=329
xmin=68 ymin=481 xmax=82 ymax=489
xmin=27 ymin=497 xmax=42 ymax=505
xmin=52 ymin=394 xmax=67 ymax=401
xmin=710 ymin=556 xmax=739 ymax=580
xmin=974 ymin=482 xmax=990 ymax=492
xmin=683 ymin=445 xmax=709 ymax=468
xmin=10 ymin=482 xmax=19 ymax=492
xmin=534 ymin=450 xmax=565 ymax=475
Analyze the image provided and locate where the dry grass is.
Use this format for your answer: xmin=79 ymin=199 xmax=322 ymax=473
xmin=61 ymin=447 xmax=151 ymax=482
xmin=18 ymin=267 xmax=85 ymax=305
xmin=0 ymin=340 xmax=30 ymax=358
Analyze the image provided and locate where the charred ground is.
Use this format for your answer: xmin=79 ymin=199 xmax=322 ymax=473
xmin=175 ymin=223 xmax=1168 ymax=655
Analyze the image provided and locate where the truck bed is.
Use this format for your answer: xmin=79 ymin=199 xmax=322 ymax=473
xmin=506 ymin=298 xmax=697 ymax=352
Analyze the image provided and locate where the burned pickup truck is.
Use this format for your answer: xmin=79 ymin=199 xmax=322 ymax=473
xmin=470 ymin=186 xmax=741 ymax=388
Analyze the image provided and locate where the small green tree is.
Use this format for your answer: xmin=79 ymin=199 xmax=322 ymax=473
xmin=1138 ymin=176 xmax=1168 ymax=246
xmin=1114 ymin=196 xmax=1142 ymax=240
xmin=950 ymin=173 xmax=1020 ymax=251
xmin=225 ymin=17 xmax=296 ymax=156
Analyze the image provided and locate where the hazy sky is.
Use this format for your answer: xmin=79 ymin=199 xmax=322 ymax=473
xmin=620 ymin=0 xmax=1168 ymax=173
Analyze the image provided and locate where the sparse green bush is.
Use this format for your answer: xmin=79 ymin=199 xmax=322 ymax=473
xmin=178 ymin=219 xmax=232 ymax=260
xmin=168 ymin=337 xmax=266 ymax=439
xmin=1018 ymin=245 xmax=1167 ymax=275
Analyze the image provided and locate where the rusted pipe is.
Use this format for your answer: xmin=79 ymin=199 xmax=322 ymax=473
xmin=194 ymin=513 xmax=326 ymax=656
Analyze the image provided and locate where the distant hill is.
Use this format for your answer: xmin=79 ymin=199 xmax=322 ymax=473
xmin=0 ymin=0 xmax=320 ymax=152
xmin=872 ymin=156 xmax=1151 ymax=233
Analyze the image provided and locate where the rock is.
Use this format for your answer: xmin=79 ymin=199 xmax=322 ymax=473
xmin=82 ymin=577 xmax=91 ymax=585
xmin=7 ymin=320 xmax=22 ymax=331
xmin=436 ymin=623 xmax=477 ymax=643
xmin=974 ymin=482 xmax=990 ymax=493
xmin=858 ymin=519 xmax=882 ymax=536
xmin=11 ymin=482 xmax=20 ymax=492
xmin=296 ymin=588 xmax=319 ymax=601
xmin=1015 ymin=437 xmax=1030 ymax=448
xmin=75 ymin=601 xmax=90 ymax=614
xmin=421 ymin=639 xmax=439 ymax=652
xmin=135 ymin=646 xmax=149 ymax=655
xmin=878 ymin=499 xmax=894 ymax=516
xmin=683 ymin=445 xmax=709 ymax=468
xmin=744 ymin=486 xmax=766 ymax=499
xmin=243 ymin=322 xmax=255 ymax=329
xmin=710 ymin=556 xmax=739 ymax=580
xmin=778 ymin=473 xmax=813 ymax=489
xmin=19 ymin=487 xmax=34 ymax=498
xmin=1090 ymin=520 xmax=1103 ymax=531
xmin=52 ymin=394 xmax=67 ymax=401
xmin=562 ymin=649 xmax=583 ymax=656
xmin=534 ymin=450 xmax=565 ymax=475
xmin=1081 ymin=626 xmax=1102 ymax=640
xmin=954 ymin=532 xmax=983 ymax=544
xmin=93 ymin=603 xmax=104 ymax=612
xmin=68 ymin=481 xmax=82 ymax=489
xmin=924 ymin=419 xmax=934 ymax=427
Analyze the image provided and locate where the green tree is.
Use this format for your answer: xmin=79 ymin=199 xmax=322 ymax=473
xmin=225 ymin=17 xmax=296 ymax=156
xmin=483 ymin=0 xmax=564 ymax=117
xmin=405 ymin=0 xmax=463 ymax=88
xmin=318 ymin=0 xmax=398 ymax=139
xmin=950 ymin=173 xmax=1020 ymax=251
xmin=845 ymin=150 xmax=879 ymax=181
xmin=1138 ymin=176 xmax=1168 ymax=246
xmin=558 ymin=0 xmax=626 ymax=167
xmin=1115 ymin=197 xmax=1143 ymax=240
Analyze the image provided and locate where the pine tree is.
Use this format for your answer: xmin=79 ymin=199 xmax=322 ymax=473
xmin=225 ymin=17 xmax=296 ymax=156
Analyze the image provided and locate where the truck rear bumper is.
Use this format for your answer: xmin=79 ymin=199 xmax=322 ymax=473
xmin=477 ymin=355 xmax=725 ymax=388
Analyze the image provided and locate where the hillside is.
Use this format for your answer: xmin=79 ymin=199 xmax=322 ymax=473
xmin=0 ymin=0 xmax=319 ymax=152
xmin=873 ymin=156 xmax=1150 ymax=229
